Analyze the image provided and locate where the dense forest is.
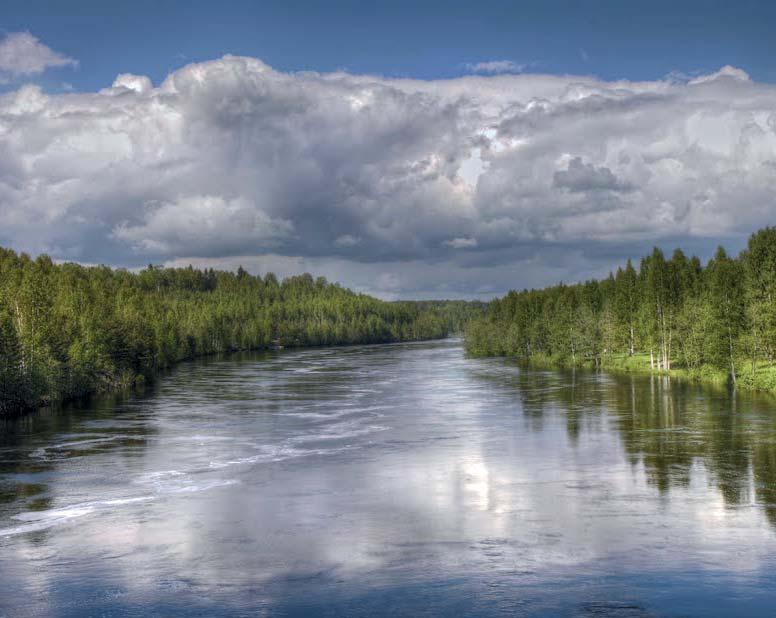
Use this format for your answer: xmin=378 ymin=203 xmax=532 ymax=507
xmin=0 ymin=247 xmax=470 ymax=415
xmin=400 ymin=300 xmax=488 ymax=334
xmin=466 ymin=226 xmax=776 ymax=391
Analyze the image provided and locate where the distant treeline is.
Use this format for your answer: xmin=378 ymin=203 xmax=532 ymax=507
xmin=0 ymin=247 xmax=472 ymax=415
xmin=400 ymin=300 xmax=488 ymax=334
xmin=466 ymin=227 xmax=776 ymax=391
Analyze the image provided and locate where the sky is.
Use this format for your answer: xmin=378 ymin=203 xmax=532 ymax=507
xmin=1 ymin=1 xmax=776 ymax=299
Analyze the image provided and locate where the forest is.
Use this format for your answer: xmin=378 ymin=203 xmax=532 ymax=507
xmin=465 ymin=226 xmax=776 ymax=392
xmin=0 ymin=247 xmax=476 ymax=416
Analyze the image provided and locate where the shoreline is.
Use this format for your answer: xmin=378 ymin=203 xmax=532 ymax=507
xmin=467 ymin=349 xmax=776 ymax=396
xmin=1 ymin=335 xmax=454 ymax=421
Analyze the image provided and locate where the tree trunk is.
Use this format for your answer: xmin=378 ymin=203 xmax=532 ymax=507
xmin=729 ymin=329 xmax=736 ymax=386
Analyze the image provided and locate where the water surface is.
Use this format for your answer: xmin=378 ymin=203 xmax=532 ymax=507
xmin=2 ymin=339 xmax=776 ymax=616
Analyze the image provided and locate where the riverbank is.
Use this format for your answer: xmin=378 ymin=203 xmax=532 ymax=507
xmin=474 ymin=350 xmax=776 ymax=394
xmin=2 ymin=246 xmax=490 ymax=421
xmin=1 ymin=335 xmax=454 ymax=420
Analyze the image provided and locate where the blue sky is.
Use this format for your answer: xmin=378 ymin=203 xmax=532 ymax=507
xmin=1 ymin=2 xmax=776 ymax=299
xmin=4 ymin=0 xmax=776 ymax=91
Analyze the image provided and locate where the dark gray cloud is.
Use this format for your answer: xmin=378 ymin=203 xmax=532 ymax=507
xmin=0 ymin=58 xmax=775 ymax=297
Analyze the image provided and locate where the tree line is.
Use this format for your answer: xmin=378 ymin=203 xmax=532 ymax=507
xmin=0 ymin=247 xmax=467 ymax=415
xmin=399 ymin=300 xmax=488 ymax=334
xmin=465 ymin=226 xmax=776 ymax=391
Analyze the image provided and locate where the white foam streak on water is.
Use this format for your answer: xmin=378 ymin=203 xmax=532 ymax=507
xmin=128 ymin=411 xmax=382 ymax=496
xmin=161 ymin=479 xmax=240 ymax=493
xmin=208 ymin=444 xmax=357 ymax=470
xmin=285 ymin=405 xmax=388 ymax=421
xmin=173 ymin=435 xmax=243 ymax=443
xmin=135 ymin=470 xmax=187 ymax=483
xmin=29 ymin=435 xmax=144 ymax=459
xmin=0 ymin=497 xmax=155 ymax=537
xmin=291 ymin=423 xmax=389 ymax=442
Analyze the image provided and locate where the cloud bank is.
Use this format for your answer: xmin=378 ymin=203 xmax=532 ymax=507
xmin=1 ymin=55 xmax=775 ymax=298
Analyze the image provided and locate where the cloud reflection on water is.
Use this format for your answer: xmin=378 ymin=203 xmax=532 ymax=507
xmin=1 ymin=340 xmax=775 ymax=615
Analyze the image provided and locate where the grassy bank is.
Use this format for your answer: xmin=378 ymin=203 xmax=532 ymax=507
xmin=496 ymin=350 xmax=776 ymax=393
xmin=464 ymin=227 xmax=776 ymax=398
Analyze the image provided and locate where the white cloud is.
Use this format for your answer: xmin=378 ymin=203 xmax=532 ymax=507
xmin=334 ymin=234 xmax=361 ymax=247
xmin=0 ymin=56 xmax=775 ymax=297
xmin=113 ymin=195 xmax=294 ymax=256
xmin=689 ymin=65 xmax=751 ymax=84
xmin=444 ymin=237 xmax=478 ymax=249
xmin=0 ymin=32 xmax=77 ymax=82
xmin=106 ymin=74 xmax=154 ymax=95
xmin=464 ymin=60 xmax=526 ymax=74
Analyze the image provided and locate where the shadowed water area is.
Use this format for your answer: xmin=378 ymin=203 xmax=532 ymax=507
xmin=1 ymin=339 xmax=776 ymax=616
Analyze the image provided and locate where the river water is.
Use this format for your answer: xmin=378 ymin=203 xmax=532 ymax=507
xmin=1 ymin=339 xmax=776 ymax=616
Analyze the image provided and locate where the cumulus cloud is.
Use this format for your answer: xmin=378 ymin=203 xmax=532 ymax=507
xmin=112 ymin=195 xmax=294 ymax=256
xmin=464 ymin=60 xmax=526 ymax=74
xmin=689 ymin=65 xmax=751 ymax=85
xmin=0 ymin=32 xmax=76 ymax=82
xmin=553 ymin=157 xmax=635 ymax=193
xmin=0 ymin=55 xmax=775 ymax=297
xmin=104 ymin=73 xmax=154 ymax=95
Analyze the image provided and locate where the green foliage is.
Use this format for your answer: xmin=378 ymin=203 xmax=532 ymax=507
xmin=401 ymin=300 xmax=488 ymax=334
xmin=465 ymin=226 xmax=776 ymax=393
xmin=0 ymin=247 xmax=469 ymax=415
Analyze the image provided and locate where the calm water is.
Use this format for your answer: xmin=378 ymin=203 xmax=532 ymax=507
xmin=2 ymin=339 xmax=776 ymax=617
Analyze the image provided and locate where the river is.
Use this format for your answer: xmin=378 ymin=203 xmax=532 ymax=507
xmin=1 ymin=339 xmax=776 ymax=616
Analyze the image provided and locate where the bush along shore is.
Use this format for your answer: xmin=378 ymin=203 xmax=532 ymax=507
xmin=465 ymin=226 xmax=776 ymax=394
xmin=0 ymin=247 xmax=476 ymax=417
